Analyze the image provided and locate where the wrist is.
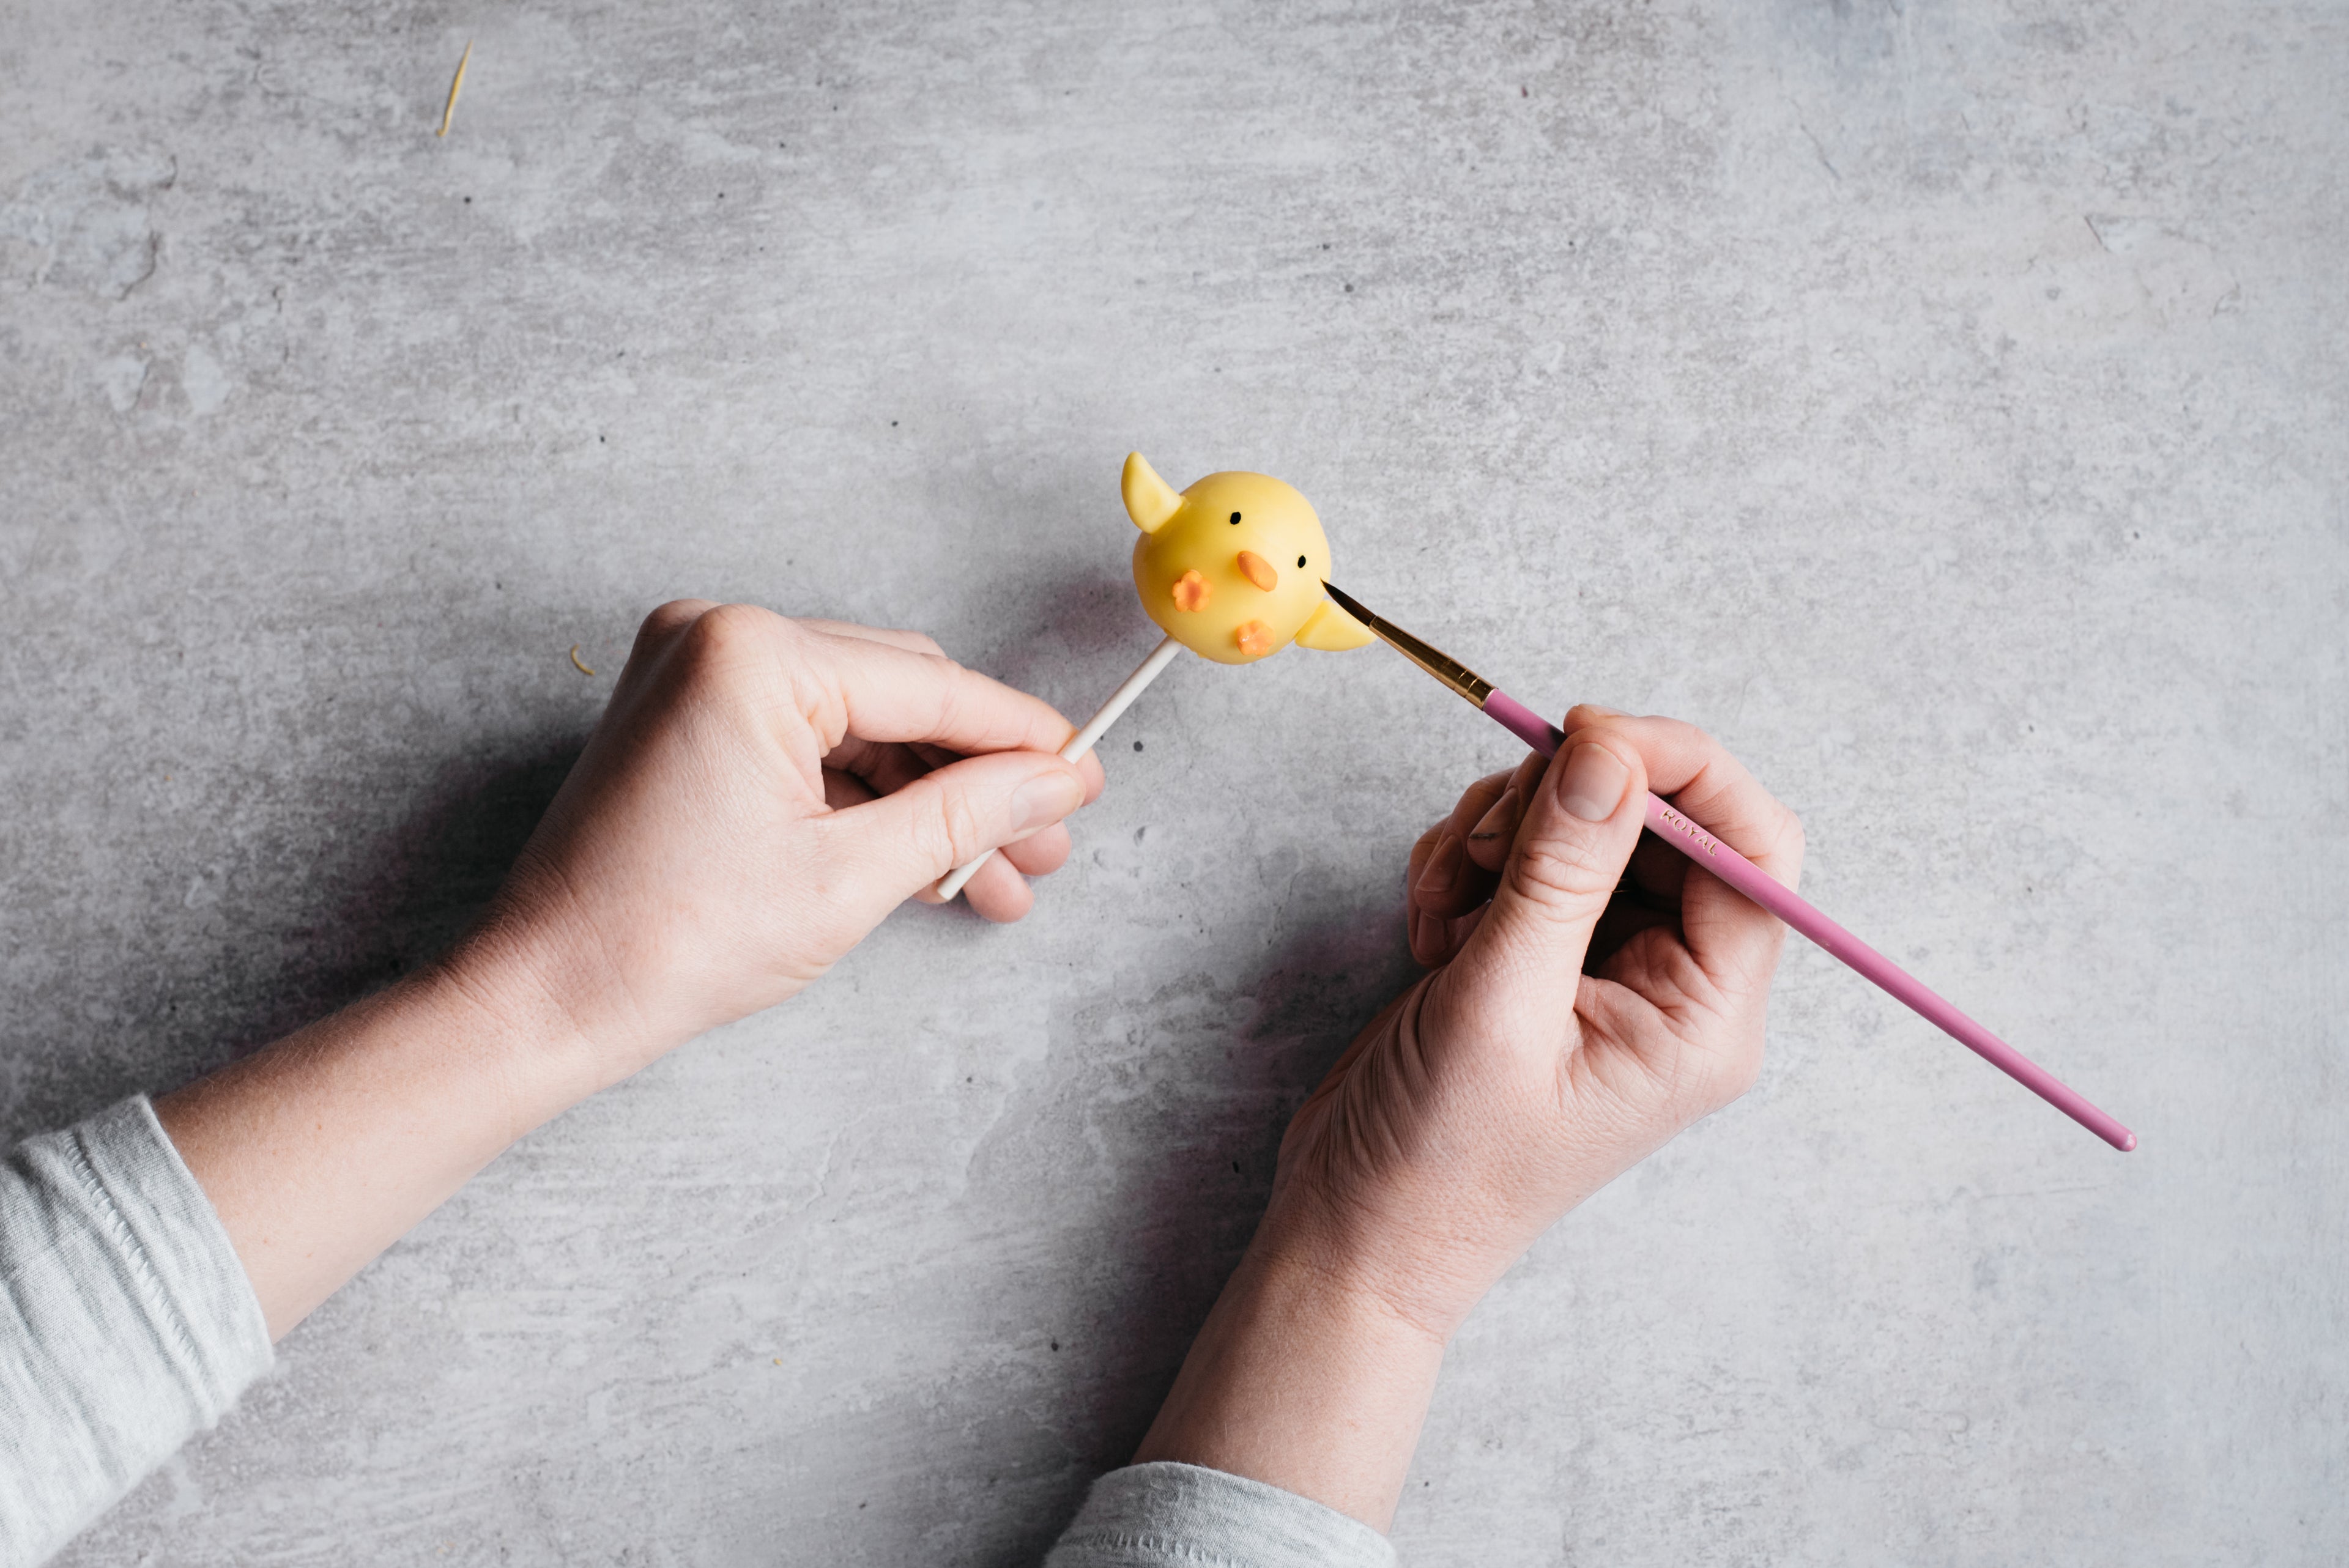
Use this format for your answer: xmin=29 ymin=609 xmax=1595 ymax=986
xmin=1249 ymin=1187 xmax=1498 ymax=1347
xmin=1254 ymin=970 xmax=1579 ymax=1342
xmin=428 ymin=909 xmax=653 ymax=1122
xmin=1134 ymin=1236 xmax=1449 ymax=1531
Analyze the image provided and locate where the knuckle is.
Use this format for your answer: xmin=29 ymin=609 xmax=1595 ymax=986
xmin=689 ymin=601 xmax=777 ymax=653
xmin=640 ymin=597 xmax=708 ymax=635
xmin=673 ymin=603 xmax=782 ymax=686
xmin=1776 ymin=805 xmax=1806 ymax=859
xmin=928 ymin=783 xmax=990 ymax=867
xmin=632 ymin=597 xmax=718 ymax=656
xmin=1507 ymin=826 xmax=1619 ymax=909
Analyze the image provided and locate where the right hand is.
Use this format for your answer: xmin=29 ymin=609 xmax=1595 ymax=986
xmin=1132 ymin=709 xmax=1803 ymax=1527
xmin=448 ymin=602 xmax=1105 ymax=1089
xmin=1261 ymin=707 xmax=1806 ymax=1337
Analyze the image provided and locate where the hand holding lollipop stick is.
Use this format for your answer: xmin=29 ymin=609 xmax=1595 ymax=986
xmin=933 ymin=454 xmax=1374 ymax=901
xmin=930 ymin=633 xmax=1181 ymax=901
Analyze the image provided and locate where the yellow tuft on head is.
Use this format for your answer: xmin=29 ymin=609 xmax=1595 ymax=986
xmin=1123 ymin=452 xmax=1183 ymax=533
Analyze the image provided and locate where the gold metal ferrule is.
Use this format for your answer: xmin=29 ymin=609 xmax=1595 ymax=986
xmin=1321 ymin=582 xmax=1494 ymax=709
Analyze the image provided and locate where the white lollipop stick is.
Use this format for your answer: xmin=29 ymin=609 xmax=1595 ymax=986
xmin=935 ymin=634 xmax=1184 ymax=903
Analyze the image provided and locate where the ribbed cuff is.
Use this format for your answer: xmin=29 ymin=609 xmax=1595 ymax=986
xmin=0 ymin=1095 xmax=273 ymax=1566
xmin=64 ymin=1096 xmax=274 ymax=1415
xmin=1044 ymin=1462 xmax=1396 ymax=1568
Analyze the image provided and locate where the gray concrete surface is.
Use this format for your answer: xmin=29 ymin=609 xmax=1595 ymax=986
xmin=2 ymin=1 xmax=2342 ymax=1562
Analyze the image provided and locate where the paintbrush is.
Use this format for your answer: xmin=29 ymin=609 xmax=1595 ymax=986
xmin=1321 ymin=581 xmax=2136 ymax=1153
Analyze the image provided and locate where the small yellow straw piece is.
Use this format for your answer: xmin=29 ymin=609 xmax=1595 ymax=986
xmin=437 ymin=40 xmax=472 ymax=138
xmin=569 ymin=644 xmax=596 ymax=676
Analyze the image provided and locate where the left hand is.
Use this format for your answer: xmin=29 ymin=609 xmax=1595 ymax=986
xmin=457 ymin=602 xmax=1107 ymax=1087
xmin=160 ymin=602 xmax=1105 ymax=1338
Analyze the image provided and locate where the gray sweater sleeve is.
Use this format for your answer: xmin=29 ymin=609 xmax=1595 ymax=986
xmin=0 ymin=1095 xmax=273 ymax=1567
xmin=1044 ymin=1462 xmax=1397 ymax=1568
xmin=0 ymin=1101 xmax=1390 ymax=1568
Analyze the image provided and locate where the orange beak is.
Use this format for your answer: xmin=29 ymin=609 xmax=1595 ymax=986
xmin=1234 ymin=550 xmax=1278 ymax=591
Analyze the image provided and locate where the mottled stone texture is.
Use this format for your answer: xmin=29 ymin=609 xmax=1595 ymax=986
xmin=1 ymin=1 xmax=2341 ymax=1562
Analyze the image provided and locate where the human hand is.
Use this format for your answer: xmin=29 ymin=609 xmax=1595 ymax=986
xmin=451 ymin=602 xmax=1104 ymax=1089
xmin=161 ymin=602 xmax=1100 ymax=1339
xmin=1135 ymin=709 xmax=1801 ymax=1525
xmin=1272 ymin=706 xmax=1805 ymax=1334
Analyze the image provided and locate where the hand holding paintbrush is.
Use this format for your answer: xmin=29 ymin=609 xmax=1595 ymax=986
xmin=1323 ymin=582 xmax=2136 ymax=1152
xmin=936 ymin=453 xmax=2130 ymax=1151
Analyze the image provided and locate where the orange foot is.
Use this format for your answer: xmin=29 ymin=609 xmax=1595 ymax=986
xmin=1234 ymin=619 xmax=1277 ymax=659
xmin=1171 ymin=569 xmax=1212 ymax=612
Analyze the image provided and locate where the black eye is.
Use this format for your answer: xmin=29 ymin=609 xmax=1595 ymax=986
xmin=1229 ymin=511 xmax=1241 ymax=525
xmin=1297 ymin=555 xmax=1307 ymax=568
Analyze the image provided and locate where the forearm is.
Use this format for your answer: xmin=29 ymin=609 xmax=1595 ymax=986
xmin=153 ymin=945 xmax=602 ymax=1341
xmin=1133 ymin=1240 xmax=1449 ymax=1531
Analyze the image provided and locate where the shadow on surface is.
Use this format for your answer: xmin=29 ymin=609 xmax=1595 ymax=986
xmin=0 ymin=737 xmax=584 ymax=1145
xmin=968 ymin=883 xmax=1420 ymax=1567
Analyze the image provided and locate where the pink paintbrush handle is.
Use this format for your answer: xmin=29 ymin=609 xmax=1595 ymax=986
xmin=1481 ymin=691 xmax=2136 ymax=1152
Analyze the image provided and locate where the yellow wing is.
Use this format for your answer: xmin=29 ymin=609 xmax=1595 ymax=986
xmin=1293 ymin=595 xmax=1373 ymax=651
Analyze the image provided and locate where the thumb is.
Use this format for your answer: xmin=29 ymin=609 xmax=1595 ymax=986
xmin=1450 ymin=732 xmax=1647 ymax=1000
xmin=808 ymin=749 xmax=1088 ymax=925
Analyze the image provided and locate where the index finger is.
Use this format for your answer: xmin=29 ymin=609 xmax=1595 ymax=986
xmin=795 ymin=619 xmax=948 ymax=657
xmin=792 ymin=623 xmax=1108 ymax=799
xmin=1562 ymin=706 xmax=1805 ymax=996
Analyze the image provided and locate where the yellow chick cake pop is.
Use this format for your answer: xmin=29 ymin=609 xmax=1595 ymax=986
xmin=1121 ymin=452 xmax=1373 ymax=663
xmin=933 ymin=453 xmax=1371 ymax=901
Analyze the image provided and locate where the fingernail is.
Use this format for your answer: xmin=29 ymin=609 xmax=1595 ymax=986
xmin=1013 ymin=771 xmax=1083 ymax=831
xmin=1468 ymin=786 xmax=1520 ymax=842
xmin=1583 ymin=704 xmax=1627 ymax=717
xmin=1560 ymin=744 xmax=1629 ymax=823
xmin=1416 ymin=832 xmax=1464 ymax=896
